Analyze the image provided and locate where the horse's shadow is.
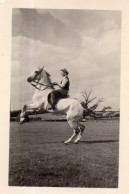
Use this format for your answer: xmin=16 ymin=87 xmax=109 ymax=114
xmin=40 ymin=140 xmax=118 ymax=144
xmin=79 ymin=140 xmax=118 ymax=144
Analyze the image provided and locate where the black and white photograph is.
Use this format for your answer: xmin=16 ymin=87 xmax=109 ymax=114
xmin=9 ymin=8 xmax=121 ymax=188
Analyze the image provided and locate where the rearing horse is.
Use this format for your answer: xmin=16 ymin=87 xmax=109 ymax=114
xmin=20 ymin=66 xmax=85 ymax=144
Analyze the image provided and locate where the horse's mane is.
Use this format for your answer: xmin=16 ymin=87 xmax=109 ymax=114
xmin=44 ymin=70 xmax=52 ymax=84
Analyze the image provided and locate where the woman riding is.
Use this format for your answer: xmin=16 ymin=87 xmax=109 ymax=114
xmin=48 ymin=68 xmax=70 ymax=112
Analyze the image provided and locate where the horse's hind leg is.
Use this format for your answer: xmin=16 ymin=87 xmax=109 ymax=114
xmin=74 ymin=123 xmax=85 ymax=144
xmin=64 ymin=128 xmax=80 ymax=144
xmin=64 ymin=119 xmax=79 ymax=144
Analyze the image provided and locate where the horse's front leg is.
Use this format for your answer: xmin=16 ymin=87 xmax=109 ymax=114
xmin=20 ymin=102 xmax=43 ymax=124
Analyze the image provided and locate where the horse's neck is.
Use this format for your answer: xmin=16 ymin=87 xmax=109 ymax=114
xmin=32 ymin=88 xmax=52 ymax=103
xmin=32 ymin=69 xmax=52 ymax=104
xmin=35 ymin=88 xmax=52 ymax=95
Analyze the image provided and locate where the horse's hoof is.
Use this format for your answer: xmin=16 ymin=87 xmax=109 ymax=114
xmin=64 ymin=141 xmax=69 ymax=144
xmin=74 ymin=141 xmax=79 ymax=144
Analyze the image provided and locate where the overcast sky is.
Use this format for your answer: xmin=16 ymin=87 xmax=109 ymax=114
xmin=11 ymin=9 xmax=121 ymax=111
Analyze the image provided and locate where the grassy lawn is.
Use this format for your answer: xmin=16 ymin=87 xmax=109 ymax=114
xmin=9 ymin=121 xmax=119 ymax=187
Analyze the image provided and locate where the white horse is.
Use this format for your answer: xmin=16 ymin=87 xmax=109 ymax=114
xmin=20 ymin=66 xmax=85 ymax=144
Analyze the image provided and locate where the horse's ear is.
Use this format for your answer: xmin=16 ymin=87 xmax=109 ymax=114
xmin=36 ymin=66 xmax=44 ymax=73
xmin=37 ymin=65 xmax=44 ymax=70
xmin=40 ymin=65 xmax=45 ymax=72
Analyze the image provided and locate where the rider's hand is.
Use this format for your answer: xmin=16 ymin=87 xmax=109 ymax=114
xmin=52 ymin=82 xmax=58 ymax=85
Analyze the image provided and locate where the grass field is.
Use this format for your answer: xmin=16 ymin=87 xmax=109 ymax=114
xmin=9 ymin=120 xmax=119 ymax=188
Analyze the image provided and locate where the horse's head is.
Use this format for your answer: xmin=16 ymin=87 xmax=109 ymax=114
xmin=27 ymin=66 xmax=44 ymax=83
xmin=27 ymin=66 xmax=52 ymax=89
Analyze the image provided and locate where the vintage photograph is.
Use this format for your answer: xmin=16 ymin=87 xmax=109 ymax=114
xmin=9 ymin=8 xmax=121 ymax=187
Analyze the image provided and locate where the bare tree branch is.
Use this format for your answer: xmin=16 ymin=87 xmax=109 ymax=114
xmin=81 ymin=90 xmax=112 ymax=119
xmin=87 ymin=97 xmax=97 ymax=104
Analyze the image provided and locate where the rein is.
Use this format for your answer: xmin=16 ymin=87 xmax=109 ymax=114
xmin=31 ymin=80 xmax=53 ymax=91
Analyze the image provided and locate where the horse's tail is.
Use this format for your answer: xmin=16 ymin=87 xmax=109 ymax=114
xmin=83 ymin=108 xmax=87 ymax=117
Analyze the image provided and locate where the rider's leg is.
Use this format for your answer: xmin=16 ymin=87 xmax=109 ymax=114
xmin=47 ymin=89 xmax=68 ymax=112
xmin=48 ymin=90 xmax=60 ymax=111
xmin=50 ymin=92 xmax=57 ymax=110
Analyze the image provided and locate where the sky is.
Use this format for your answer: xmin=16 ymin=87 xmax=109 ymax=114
xmin=11 ymin=9 xmax=121 ymax=111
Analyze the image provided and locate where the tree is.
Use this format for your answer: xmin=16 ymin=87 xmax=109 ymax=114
xmin=81 ymin=90 xmax=113 ymax=119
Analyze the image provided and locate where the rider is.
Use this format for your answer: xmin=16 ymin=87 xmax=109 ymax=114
xmin=48 ymin=68 xmax=70 ymax=111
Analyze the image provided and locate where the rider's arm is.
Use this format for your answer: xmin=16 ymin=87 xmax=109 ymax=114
xmin=52 ymin=77 xmax=68 ymax=89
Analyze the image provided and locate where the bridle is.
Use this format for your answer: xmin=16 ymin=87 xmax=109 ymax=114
xmin=30 ymin=80 xmax=52 ymax=91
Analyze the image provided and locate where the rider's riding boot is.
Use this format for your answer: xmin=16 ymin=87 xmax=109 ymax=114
xmin=47 ymin=104 xmax=56 ymax=112
xmin=48 ymin=108 xmax=55 ymax=113
xmin=47 ymin=95 xmax=56 ymax=112
xmin=48 ymin=107 xmax=55 ymax=112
